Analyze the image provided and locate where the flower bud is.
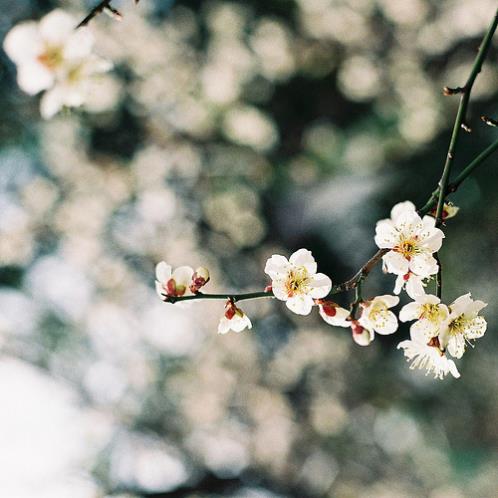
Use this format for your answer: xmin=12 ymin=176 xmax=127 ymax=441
xmin=351 ymin=320 xmax=373 ymax=347
xmin=167 ymin=278 xmax=187 ymax=297
xmin=190 ymin=266 xmax=210 ymax=293
xmin=319 ymin=300 xmax=338 ymax=317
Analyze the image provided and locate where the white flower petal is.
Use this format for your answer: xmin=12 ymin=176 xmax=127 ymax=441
xmin=39 ymin=9 xmax=77 ymax=44
xmin=373 ymin=310 xmax=398 ymax=335
xmin=464 ymin=316 xmax=487 ymax=339
xmin=289 ymin=248 xmax=317 ymax=274
xmin=63 ymin=28 xmax=94 ymax=60
xmin=409 ymin=252 xmax=438 ymax=277
xmin=390 ymin=201 xmax=417 ymax=221
xmin=447 ymin=334 xmax=466 ymax=359
xmin=377 ymin=294 xmax=400 ymax=308
xmin=264 ymin=254 xmax=290 ymax=278
xmin=319 ymin=305 xmax=350 ymax=327
xmin=383 ymin=251 xmax=409 ymax=275
xmin=308 ymin=272 xmax=332 ymax=298
xmin=155 ymin=262 xmax=172 ymax=283
xmin=3 ymin=22 xmax=43 ymax=64
xmin=18 ymin=62 xmax=54 ymax=95
xmin=286 ymin=295 xmax=313 ymax=315
xmin=405 ymin=274 xmax=426 ymax=299
xmin=171 ymin=266 xmax=194 ymax=287
xmin=374 ymin=220 xmax=399 ymax=248
xmin=352 ymin=326 xmax=374 ymax=346
xmin=40 ymin=86 xmax=64 ymax=118
xmin=399 ymin=302 xmax=420 ymax=322
xmin=218 ymin=317 xmax=231 ymax=335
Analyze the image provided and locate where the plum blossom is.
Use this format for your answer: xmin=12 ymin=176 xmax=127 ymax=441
xmin=429 ymin=202 xmax=459 ymax=220
xmin=218 ymin=301 xmax=252 ymax=334
xmin=398 ymin=329 xmax=460 ymax=379
xmin=375 ymin=201 xmax=444 ymax=278
xmin=264 ymin=249 xmax=331 ymax=315
xmin=439 ymin=293 xmax=487 ymax=359
xmin=3 ymin=9 xmax=111 ymax=118
xmin=155 ymin=262 xmax=194 ymax=299
xmin=350 ymin=320 xmax=374 ymax=346
xmin=399 ymin=294 xmax=449 ymax=340
xmin=358 ymin=295 xmax=399 ymax=337
xmin=393 ymin=271 xmax=427 ymax=299
xmin=316 ymin=300 xmax=350 ymax=327
xmin=189 ymin=266 xmax=210 ymax=294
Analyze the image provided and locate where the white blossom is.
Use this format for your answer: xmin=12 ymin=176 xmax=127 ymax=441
xmin=3 ymin=9 xmax=111 ymax=118
xmin=218 ymin=301 xmax=252 ymax=334
xmin=393 ymin=271 xmax=427 ymax=299
xmin=398 ymin=329 xmax=460 ymax=380
xmin=317 ymin=300 xmax=350 ymax=327
xmin=439 ymin=293 xmax=487 ymax=359
xmin=351 ymin=320 xmax=374 ymax=346
xmin=399 ymin=294 xmax=449 ymax=340
xmin=264 ymin=249 xmax=331 ymax=315
xmin=375 ymin=201 xmax=444 ymax=278
xmin=358 ymin=295 xmax=399 ymax=337
xmin=155 ymin=261 xmax=194 ymax=298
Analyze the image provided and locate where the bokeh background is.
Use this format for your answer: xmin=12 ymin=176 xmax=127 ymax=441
xmin=0 ymin=0 xmax=497 ymax=497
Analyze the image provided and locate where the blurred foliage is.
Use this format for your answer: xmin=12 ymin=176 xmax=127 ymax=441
xmin=0 ymin=0 xmax=497 ymax=497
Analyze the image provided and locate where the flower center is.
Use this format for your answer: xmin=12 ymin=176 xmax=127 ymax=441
xmin=285 ymin=267 xmax=309 ymax=297
xmin=37 ymin=45 xmax=63 ymax=70
xmin=395 ymin=238 xmax=418 ymax=259
xmin=368 ymin=302 xmax=388 ymax=321
xmin=448 ymin=314 xmax=467 ymax=336
xmin=420 ymin=303 xmax=445 ymax=323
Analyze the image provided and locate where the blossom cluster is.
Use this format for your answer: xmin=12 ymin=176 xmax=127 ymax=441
xmin=156 ymin=201 xmax=487 ymax=381
xmin=3 ymin=9 xmax=111 ymax=118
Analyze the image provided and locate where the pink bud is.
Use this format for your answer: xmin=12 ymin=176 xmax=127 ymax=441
xmin=190 ymin=266 xmax=210 ymax=293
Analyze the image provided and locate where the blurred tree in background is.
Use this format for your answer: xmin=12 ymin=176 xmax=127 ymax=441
xmin=0 ymin=0 xmax=497 ymax=497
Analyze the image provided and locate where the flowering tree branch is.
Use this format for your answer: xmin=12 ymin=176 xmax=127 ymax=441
xmin=434 ymin=8 xmax=498 ymax=296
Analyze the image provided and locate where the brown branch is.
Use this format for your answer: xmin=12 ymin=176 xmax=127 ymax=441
xmin=77 ymin=0 xmax=140 ymax=28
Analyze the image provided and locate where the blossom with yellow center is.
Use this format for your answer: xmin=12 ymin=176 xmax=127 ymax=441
xmin=3 ymin=9 xmax=111 ymax=118
xmin=399 ymin=294 xmax=449 ymax=340
xmin=264 ymin=249 xmax=332 ymax=315
xmin=439 ymin=293 xmax=487 ymax=359
xmin=358 ymin=294 xmax=399 ymax=337
xmin=375 ymin=201 xmax=444 ymax=278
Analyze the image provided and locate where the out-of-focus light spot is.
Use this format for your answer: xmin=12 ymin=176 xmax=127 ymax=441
xmin=222 ymin=105 xmax=278 ymax=152
xmin=109 ymin=432 xmax=190 ymax=492
xmin=374 ymin=409 xmax=419 ymax=454
xmin=25 ymin=255 xmax=93 ymax=322
xmin=0 ymin=358 xmax=100 ymax=497
xmin=141 ymin=301 xmax=201 ymax=357
xmin=338 ymin=55 xmax=381 ymax=101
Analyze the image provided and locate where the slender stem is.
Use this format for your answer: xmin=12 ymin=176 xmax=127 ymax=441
xmin=77 ymin=1 xmax=113 ymax=28
xmin=163 ymin=290 xmax=273 ymax=304
xmin=433 ymin=9 xmax=498 ymax=298
xmin=435 ymin=8 xmax=498 ymax=225
xmin=448 ymin=137 xmax=498 ymax=192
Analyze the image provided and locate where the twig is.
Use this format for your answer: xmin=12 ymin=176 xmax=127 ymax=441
xmin=77 ymin=0 xmax=140 ymax=28
xmin=433 ymin=8 xmax=498 ymax=298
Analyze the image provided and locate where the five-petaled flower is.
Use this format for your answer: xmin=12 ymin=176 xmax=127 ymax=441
xmin=3 ymin=9 xmax=111 ymax=118
xmin=399 ymin=294 xmax=449 ymax=340
xmin=439 ymin=293 xmax=487 ymax=359
xmin=358 ymin=295 xmax=400 ymax=338
xmin=375 ymin=201 xmax=444 ymax=279
xmin=218 ymin=300 xmax=252 ymax=335
xmin=155 ymin=261 xmax=194 ymax=299
xmin=398 ymin=329 xmax=460 ymax=380
xmin=264 ymin=249 xmax=332 ymax=315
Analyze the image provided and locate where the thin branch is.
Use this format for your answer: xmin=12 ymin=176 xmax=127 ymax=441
xmin=433 ymin=8 xmax=498 ymax=298
xmin=77 ymin=0 xmax=140 ymax=28
xmin=77 ymin=1 xmax=113 ymax=28
xmin=435 ymin=8 xmax=498 ymax=226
